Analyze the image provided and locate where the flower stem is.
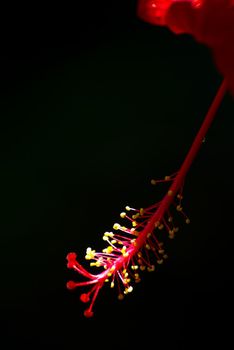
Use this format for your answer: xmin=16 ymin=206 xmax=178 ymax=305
xmin=136 ymin=79 xmax=227 ymax=247
xmin=169 ymin=79 xmax=227 ymax=194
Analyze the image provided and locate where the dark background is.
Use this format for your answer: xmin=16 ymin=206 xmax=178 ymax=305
xmin=1 ymin=1 xmax=233 ymax=349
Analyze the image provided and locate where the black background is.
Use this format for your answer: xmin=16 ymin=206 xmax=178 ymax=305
xmin=1 ymin=1 xmax=233 ymax=349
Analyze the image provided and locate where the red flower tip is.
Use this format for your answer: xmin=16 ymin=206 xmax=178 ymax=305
xmin=66 ymin=252 xmax=77 ymax=268
xmin=66 ymin=281 xmax=77 ymax=290
xmin=66 ymin=252 xmax=77 ymax=261
xmin=80 ymin=293 xmax=90 ymax=303
xmin=84 ymin=309 xmax=94 ymax=318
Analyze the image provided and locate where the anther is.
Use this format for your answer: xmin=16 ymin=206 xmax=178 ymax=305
xmin=157 ymin=259 xmax=163 ymax=265
xmin=118 ymin=294 xmax=124 ymax=300
xmin=113 ymin=223 xmax=120 ymax=230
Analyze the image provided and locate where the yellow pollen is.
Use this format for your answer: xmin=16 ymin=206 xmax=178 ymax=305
xmin=90 ymin=262 xmax=97 ymax=266
xmin=118 ymin=293 xmax=124 ymax=300
xmin=176 ymin=205 xmax=183 ymax=211
xmin=147 ymin=265 xmax=155 ymax=272
xmin=104 ymin=231 xmax=114 ymax=237
xmin=124 ymin=286 xmax=133 ymax=294
xmin=169 ymin=232 xmax=175 ymax=239
xmin=157 ymin=259 xmax=163 ymax=265
xmin=85 ymin=247 xmax=96 ymax=260
xmin=132 ymin=213 xmax=140 ymax=219
xmin=155 ymin=221 xmax=160 ymax=227
xmin=121 ymin=246 xmax=129 ymax=257
xmin=113 ymin=223 xmax=120 ymax=230
xmin=103 ymin=246 xmax=113 ymax=254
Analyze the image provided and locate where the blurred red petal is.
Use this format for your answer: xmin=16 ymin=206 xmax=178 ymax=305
xmin=194 ymin=0 xmax=234 ymax=96
xmin=137 ymin=0 xmax=234 ymax=96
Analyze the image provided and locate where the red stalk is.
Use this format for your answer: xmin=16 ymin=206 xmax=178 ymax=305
xmin=136 ymin=78 xmax=227 ymax=248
